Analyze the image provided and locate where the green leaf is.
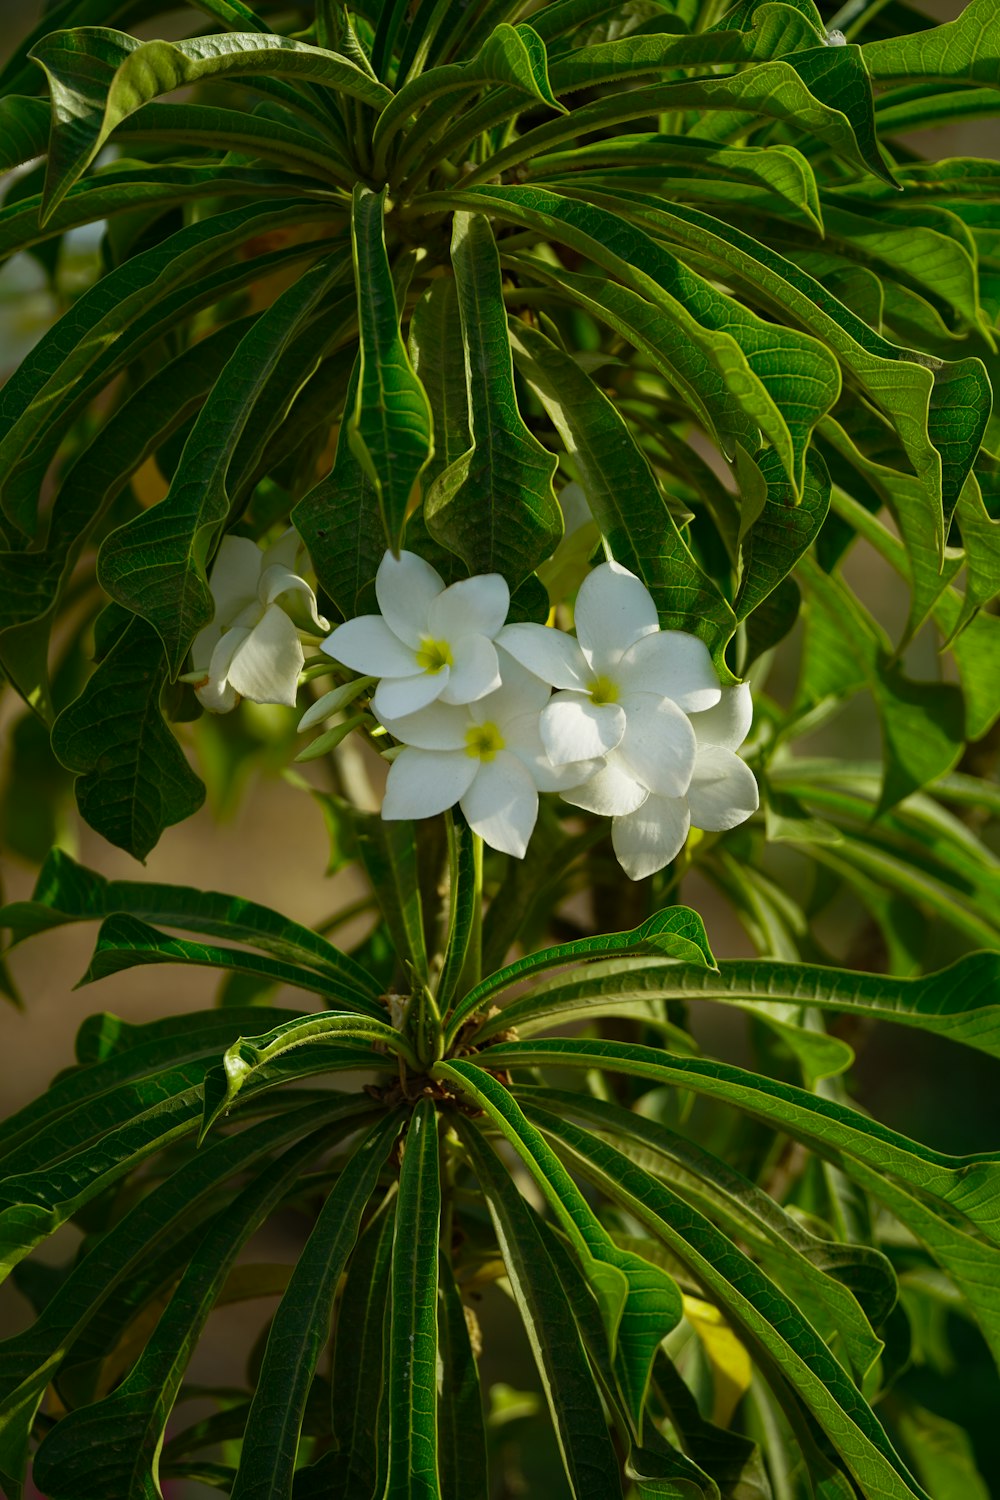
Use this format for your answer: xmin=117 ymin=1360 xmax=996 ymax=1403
xmin=479 ymin=1037 xmax=1000 ymax=1252
xmin=438 ymin=1255 xmax=489 ymax=1500
xmin=31 ymin=1128 xmax=332 ymax=1500
xmin=734 ymin=448 xmax=831 ymax=623
xmin=230 ymin=1112 xmax=404 ymax=1500
xmin=97 ymin=254 xmax=346 ymax=677
xmin=292 ymin=352 xmax=385 ymax=623
xmin=202 ymin=1010 xmax=416 ymax=1135
xmin=374 ymin=22 xmax=563 ymax=179
xmin=0 ymin=95 xmax=51 ymax=171
xmin=438 ymin=1060 xmax=683 ymax=1434
xmin=436 ymin=815 xmax=479 ymax=1013
xmin=0 ymin=197 xmax=330 ymax=536
xmin=446 ymin=904 xmax=714 ymax=1041
xmin=78 ymin=913 xmax=384 ymax=1016
xmin=408 ymin=277 xmax=472 ymax=495
xmin=0 ymin=847 xmax=382 ymax=1003
xmin=353 ymin=808 xmax=430 ymax=983
xmin=528 ymin=1107 xmax=927 ymax=1500
xmin=348 ymin=186 xmax=433 ymax=554
xmin=444 ymin=54 xmax=895 ymax=191
xmin=0 ymin=1095 xmax=366 ymax=1500
xmin=327 ymin=1205 xmax=396 ymax=1499
xmin=508 ymin=321 xmax=737 ymax=671
xmin=0 ymin=316 xmax=251 ymax=717
xmin=798 ymin=558 xmax=965 ymax=811
xmin=490 ymin=948 xmax=1000 ymax=1060
xmin=863 ymin=0 xmax=1000 ymax=86
xmin=458 ymin=1123 xmax=626 ymax=1499
xmin=454 ymin=185 xmax=841 ymax=495
xmin=897 ymin=1405 xmax=991 ymax=1500
xmin=521 ymin=1086 xmax=891 ymax=1382
xmin=49 ymin=615 xmax=205 ymax=859
xmin=650 ymin=1353 xmax=772 ymax=1500
xmin=0 ymin=1007 xmax=306 ymax=1166
xmin=613 ymin=199 xmax=990 ymax=551
xmin=384 ymin=1099 xmax=442 ymax=1500
xmin=425 ymin=212 xmax=561 ymax=586
xmin=31 ymin=26 xmax=389 ymax=219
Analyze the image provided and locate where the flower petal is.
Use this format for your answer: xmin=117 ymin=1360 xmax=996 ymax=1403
xmin=429 ymin=572 xmax=510 ymax=642
xmin=690 ymin=682 xmax=753 ymax=750
xmin=503 ymin=712 xmax=601 ymax=791
xmin=561 ymin=756 xmax=649 ymax=817
xmin=541 ymin=693 xmax=625 ymax=764
xmin=687 ymin=746 xmax=759 ymax=831
xmin=374 ymin=669 xmax=449 ymax=720
xmin=470 ymin=648 xmax=550 ymax=726
xmin=191 ymin=622 xmax=223 ymax=674
xmin=382 ymin=748 xmax=477 ymax=821
xmin=226 ymin=605 xmax=304 ymax=707
xmin=617 ymin=630 xmax=721 ymax=713
xmin=612 ymin=796 xmax=691 ymax=880
xmin=377 ymin=699 xmax=471 ymax=751
xmin=460 ymin=751 xmax=538 ymax=858
xmin=323 ymin=615 xmax=419 ymax=677
xmin=574 ymin=560 xmax=658 ymax=665
xmin=195 ymin=625 xmax=245 ymax=713
xmin=618 ymin=694 xmax=697 ymax=798
xmin=376 ymin=550 xmax=444 ymax=647
xmin=207 ymin=535 xmax=263 ymax=624
xmin=496 ymin=622 xmax=589 ymax=690
xmin=258 ymin=564 xmax=329 ymax=631
xmin=439 ymin=635 xmax=501 ymax=705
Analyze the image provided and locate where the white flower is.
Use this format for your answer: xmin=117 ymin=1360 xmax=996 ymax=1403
xmin=191 ymin=530 xmax=329 ymax=713
xmin=499 ymin=561 xmax=721 ymax=815
xmin=321 ymin=550 xmax=510 ymax=721
xmin=610 ymin=684 xmax=759 ymax=880
xmin=377 ymin=652 xmax=600 ymax=858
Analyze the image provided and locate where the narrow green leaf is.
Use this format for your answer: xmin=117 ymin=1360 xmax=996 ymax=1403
xmin=734 ymin=448 xmax=831 ymax=623
xmin=438 ymin=1255 xmax=488 ymax=1500
xmin=408 ymin=276 xmax=472 ymax=494
xmin=438 ymin=1060 xmax=683 ymax=1434
xmin=353 ymin=808 xmax=430 ymax=982
xmin=509 ymin=321 xmax=737 ymax=671
xmin=0 ymin=95 xmax=50 ymax=171
xmin=651 ymin=1353 xmax=772 ymax=1500
xmin=203 ymin=1011 xmax=415 ymax=1135
xmin=863 ymin=0 xmax=1000 ymax=86
xmin=374 ymin=22 xmax=563 ymax=178
xmin=522 ymin=1086 xmax=891 ymax=1382
xmin=0 ymin=1095 xmax=366 ymax=1500
xmin=31 ymin=26 xmax=388 ymax=219
xmin=97 ymin=255 xmax=346 ymax=677
xmin=458 ymin=1123 xmax=626 ymax=1500
xmin=529 ymin=1107 xmax=927 ymax=1500
xmin=349 ymin=185 xmax=433 ymax=554
xmin=327 ymin=1205 xmax=396 ymax=1499
xmin=447 ymin=905 xmax=714 ymax=1041
xmin=385 ymin=1099 xmax=442 ymax=1500
xmin=32 ymin=1129 xmax=331 ymax=1500
xmin=293 ymin=352 xmax=385 ymax=623
xmin=78 ymin=913 xmax=384 ymax=1017
xmin=451 ymin=184 xmax=841 ymax=495
xmin=478 ymin=1038 xmax=1000 ymax=1248
xmin=50 ymin=615 xmax=205 ymax=860
xmin=230 ymin=1113 xmax=404 ymax=1500
xmin=0 ymin=847 xmax=382 ymax=1001
xmin=425 ymin=212 xmax=561 ymax=586
xmin=435 ymin=815 xmax=479 ymax=1013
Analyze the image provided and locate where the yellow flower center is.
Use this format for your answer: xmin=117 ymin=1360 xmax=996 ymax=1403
xmin=465 ymin=722 xmax=505 ymax=761
xmin=415 ymin=636 xmax=454 ymax=673
xmin=589 ymin=674 xmax=619 ymax=706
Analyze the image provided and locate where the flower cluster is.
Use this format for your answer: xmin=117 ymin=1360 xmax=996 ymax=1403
xmin=322 ymin=550 xmax=758 ymax=878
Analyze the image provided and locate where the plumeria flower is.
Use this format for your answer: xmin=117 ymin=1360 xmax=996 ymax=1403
xmin=499 ymin=561 xmax=721 ymax=814
xmin=322 ymin=550 xmax=510 ymax=721
xmin=190 ymin=530 xmax=329 ymax=713
xmin=377 ymin=652 xmax=600 ymax=858
xmin=609 ymin=684 xmax=759 ymax=880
